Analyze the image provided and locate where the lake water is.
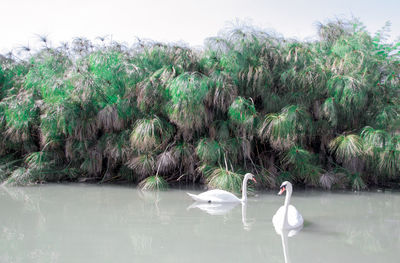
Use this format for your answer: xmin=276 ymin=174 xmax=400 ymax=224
xmin=0 ymin=184 xmax=399 ymax=263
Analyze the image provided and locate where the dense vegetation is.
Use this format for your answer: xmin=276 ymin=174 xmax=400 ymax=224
xmin=0 ymin=19 xmax=399 ymax=191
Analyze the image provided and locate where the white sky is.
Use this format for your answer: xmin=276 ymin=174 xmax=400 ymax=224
xmin=1 ymin=0 xmax=399 ymax=53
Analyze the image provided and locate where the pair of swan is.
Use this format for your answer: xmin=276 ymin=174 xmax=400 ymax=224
xmin=187 ymin=173 xmax=303 ymax=230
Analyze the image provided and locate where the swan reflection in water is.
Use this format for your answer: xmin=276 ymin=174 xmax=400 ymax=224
xmin=274 ymin=225 xmax=302 ymax=263
xmin=187 ymin=202 xmax=253 ymax=230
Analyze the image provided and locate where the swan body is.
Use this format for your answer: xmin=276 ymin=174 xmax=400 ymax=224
xmin=187 ymin=173 xmax=256 ymax=203
xmin=187 ymin=189 xmax=240 ymax=203
xmin=272 ymin=181 xmax=303 ymax=230
xmin=272 ymin=205 xmax=303 ymax=229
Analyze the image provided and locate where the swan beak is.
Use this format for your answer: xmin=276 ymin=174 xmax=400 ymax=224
xmin=278 ymin=187 xmax=286 ymax=195
xmin=252 ymin=178 xmax=257 ymax=183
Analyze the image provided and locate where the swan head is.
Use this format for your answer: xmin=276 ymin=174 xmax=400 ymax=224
xmin=244 ymin=173 xmax=257 ymax=183
xmin=278 ymin=181 xmax=292 ymax=195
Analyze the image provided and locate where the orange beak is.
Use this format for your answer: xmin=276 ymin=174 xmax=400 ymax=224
xmin=252 ymin=178 xmax=257 ymax=183
xmin=278 ymin=187 xmax=286 ymax=195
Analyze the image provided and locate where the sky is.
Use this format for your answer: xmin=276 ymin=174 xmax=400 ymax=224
xmin=1 ymin=0 xmax=399 ymax=53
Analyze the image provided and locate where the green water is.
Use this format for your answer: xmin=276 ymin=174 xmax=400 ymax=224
xmin=0 ymin=184 xmax=399 ymax=263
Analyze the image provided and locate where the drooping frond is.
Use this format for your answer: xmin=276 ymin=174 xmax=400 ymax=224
xmin=3 ymin=167 xmax=34 ymax=186
xmin=228 ymin=97 xmax=256 ymax=133
xmin=349 ymin=173 xmax=367 ymax=190
xmin=196 ymin=138 xmax=224 ymax=165
xmin=361 ymin=126 xmax=389 ymax=155
xmin=329 ymin=134 xmax=364 ymax=162
xmin=139 ymin=175 xmax=168 ymax=191
xmin=321 ymin=97 xmax=338 ymax=126
xmin=136 ymin=65 xmax=176 ymax=114
xmin=282 ymin=146 xmax=323 ymax=185
xmin=102 ymin=131 xmax=131 ymax=163
xmin=206 ymin=71 xmax=237 ymax=112
xmin=328 ymin=75 xmax=368 ymax=115
xmin=207 ymin=167 xmax=244 ymax=194
xmin=130 ymin=116 xmax=173 ymax=152
xmin=170 ymin=142 xmax=196 ymax=178
xmin=126 ymin=154 xmax=156 ymax=178
xmin=166 ymin=72 xmax=209 ymax=135
xmin=97 ymin=105 xmax=124 ymax=132
xmin=319 ymin=172 xmax=336 ymax=189
xmin=374 ymin=106 xmax=400 ymax=129
xmin=258 ymin=105 xmax=312 ymax=150
xmin=80 ymin=147 xmax=103 ymax=176
xmin=156 ymin=151 xmax=178 ymax=174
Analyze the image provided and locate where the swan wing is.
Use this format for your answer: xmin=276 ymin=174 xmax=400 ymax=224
xmin=198 ymin=189 xmax=241 ymax=203
xmin=272 ymin=206 xmax=285 ymax=228
xmin=187 ymin=192 xmax=225 ymax=203
xmin=187 ymin=192 xmax=204 ymax=202
xmin=288 ymin=205 xmax=304 ymax=228
xmin=272 ymin=205 xmax=304 ymax=229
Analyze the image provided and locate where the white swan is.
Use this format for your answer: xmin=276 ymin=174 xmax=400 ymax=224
xmin=272 ymin=181 xmax=303 ymax=229
xmin=187 ymin=173 xmax=256 ymax=203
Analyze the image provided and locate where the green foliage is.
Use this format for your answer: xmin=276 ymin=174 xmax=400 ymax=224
xmin=126 ymin=154 xmax=156 ymax=178
xmin=0 ymin=17 xmax=399 ymax=189
xmin=206 ymin=167 xmax=244 ymax=194
xmin=349 ymin=172 xmax=367 ymax=191
xmin=130 ymin=116 xmax=173 ymax=152
xmin=156 ymin=150 xmax=178 ymax=174
xmin=1 ymin=89 xmax=39 ymax=144
xmin=228 ymin=97 xmax=256 ymax=134
xmin=0 ymin=156 xmax=21 ymax=183
xmin=171 ymin=142 xmax=196 ymax=178
xmin=101 ymin=131 xmax=131 ymax=163
xmin=321 ymin=97 xmax=338 ymax=126
xmin=329 ymin=134 xmax=364 ymax=162
xmin=3 ymin=167 xmax=34 ymax=186
xmin=206 ymin=71 xmax=237 ymax=112
xmin=136 ymin=66 xmax=176 ymax=114
xmin=166 ymin=72 xmax=209 ymax=134
xmin=196 ymin=138 xmax=224 ymax=165
xmin=276 ymin=171 xmax=293 ymax=187
xmin=282 ymin=146 xmax=323 ymax=185
xmin=361 ymin=126 xmax=400 ymax=178
xmin=139 ymin=175 xmax=168 ymax=191
xmin=259 ymin=105 xmax=312 ymax=150
xmin=117 ymin=165 xmax=137 ymax=182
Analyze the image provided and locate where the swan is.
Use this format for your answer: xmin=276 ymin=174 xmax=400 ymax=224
xmin=187 ymin=173 xmax=256 ymax=203
xmin=272 ymin=181 xmax=303 ymax=229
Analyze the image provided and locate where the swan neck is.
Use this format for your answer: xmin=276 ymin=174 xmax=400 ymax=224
xmin=241 ymin=177 xmax=249 ymax=202
xmin=284 ymin=187 xmax=292 ymax=207
xmin=283 ymin=187 xmax=292 ymax=227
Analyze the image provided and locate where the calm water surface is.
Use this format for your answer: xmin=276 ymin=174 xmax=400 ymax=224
xmin=1 ymin=184 xmax=399 ymax=263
